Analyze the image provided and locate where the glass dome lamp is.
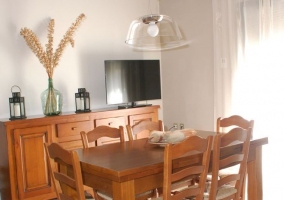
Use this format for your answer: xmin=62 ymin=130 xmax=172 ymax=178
xmin=125 ymin=14 xmax=188 ymax=51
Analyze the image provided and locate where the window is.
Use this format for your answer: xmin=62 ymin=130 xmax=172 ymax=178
xmin=213 ymin=0 xmax=284 ymax=199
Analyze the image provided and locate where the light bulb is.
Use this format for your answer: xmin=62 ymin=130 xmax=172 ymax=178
xmin=147 ymin=22 xmax=159 ymax=37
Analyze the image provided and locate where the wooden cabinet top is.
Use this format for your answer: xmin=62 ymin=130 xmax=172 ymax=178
xmin=0 ymin=105 xmax=160 ymax=126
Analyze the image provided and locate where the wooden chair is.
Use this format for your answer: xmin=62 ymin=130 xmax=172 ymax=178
xmin=153 ymin=135 xmax=213 ymax=200
xmin=215 ymin=115 xmax=254 ymax=197
xmin=216 ymin=115 xmax=254 ymax=135
xmin=204 ymin=127 xmax=252 ymax=200
xmin=80 ymin=125 xmax=125 ymax=148
xmin=126 ymin=119 xmax=164 ymax=141
xmin=44 ymin=142 xmax=110 ymax=200
xmin=126 ymin=120 xmax=164 ymax=199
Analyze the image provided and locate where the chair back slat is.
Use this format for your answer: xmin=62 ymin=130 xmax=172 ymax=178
xmin=220 ymin=154 xmax=244 ymax=168
xmin=216 ymin=115 xmax=254 ymax=136
xmin=218 ymin=174 xmax=241 ymax=187
xmin=172 ymin=166 xmax=204 ymax=182
xmin=126 ymin=120 xmax=164 ymax=141
xmin=81 ymin=125 xmax=125 ymax=148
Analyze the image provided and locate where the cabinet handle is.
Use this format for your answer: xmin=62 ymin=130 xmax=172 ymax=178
xmin=71 ymin=127 xmax=77 ymax=130
xmin=108 ymin=122 xmax=112 ymax=126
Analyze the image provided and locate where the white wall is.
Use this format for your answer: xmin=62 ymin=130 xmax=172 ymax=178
xmin=0 ymin=0 xmax=162 ymax=119
xmin=160 ymin=0 xmax=215 ymax=131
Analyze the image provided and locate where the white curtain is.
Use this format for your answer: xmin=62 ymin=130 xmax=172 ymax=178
xmin=213 ymin=0 xmax=284 ymax=199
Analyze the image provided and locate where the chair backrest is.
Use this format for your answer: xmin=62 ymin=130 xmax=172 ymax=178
xmin=216 ymin=115 xmax=254 ymax=135
xmin=80 ymin=125 xmax=125 ymax=148
xmin=44 ymin=142 xmax=86 ymax=200
xmin=163 ymin=135 xmax=213 ymax=200
xmin=208 ymin=127 xmax=251 ymax=200
xmin=126 ymin=120 xmax=164 ymax=141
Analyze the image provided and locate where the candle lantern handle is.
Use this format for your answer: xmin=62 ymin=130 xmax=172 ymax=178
xmin=11 ymin=85 xmax=21 ymax=93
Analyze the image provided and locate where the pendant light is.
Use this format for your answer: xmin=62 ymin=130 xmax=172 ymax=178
xmin=125 ymin=2 xmax=188 ymax=51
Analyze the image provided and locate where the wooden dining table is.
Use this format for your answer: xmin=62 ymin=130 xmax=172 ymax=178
xmin=75 ymin=130 xmax=268 ymax=200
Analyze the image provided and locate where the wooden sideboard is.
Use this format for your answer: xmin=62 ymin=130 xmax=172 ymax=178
xmin=0 ymin=105 xmax=160 ymax=200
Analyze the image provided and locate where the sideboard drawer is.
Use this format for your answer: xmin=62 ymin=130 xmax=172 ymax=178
xmin=129 ymin=112 xmax=157 ymax=126
xmin=56 ymin=121 xmax=93 ymax=143
xmin=95 ymin=116 xmax=127 ymax=145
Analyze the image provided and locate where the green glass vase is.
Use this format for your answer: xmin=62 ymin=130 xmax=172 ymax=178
xmin=41 ymin=78 xmax=63 ymax=116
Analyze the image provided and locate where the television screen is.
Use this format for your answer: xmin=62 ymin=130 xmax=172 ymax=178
xmin=105 ymin=60 xmax=161 ymax=107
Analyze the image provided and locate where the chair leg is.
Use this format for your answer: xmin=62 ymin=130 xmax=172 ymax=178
xmin=240 ymin=174 xmax=247 ymax=200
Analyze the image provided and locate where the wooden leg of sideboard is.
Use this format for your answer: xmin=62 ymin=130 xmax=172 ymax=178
xmin=247 ymin=146 xmax=263 ymax=200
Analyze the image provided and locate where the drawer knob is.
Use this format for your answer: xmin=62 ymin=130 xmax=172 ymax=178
xmin=108 ymin=122 xmax=112 ymax=126
xmin=71 ymin=127 xmax=77 ymax=130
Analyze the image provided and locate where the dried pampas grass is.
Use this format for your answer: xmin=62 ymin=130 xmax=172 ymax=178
xmin=20 ymin=13 xmax=86 ymax=78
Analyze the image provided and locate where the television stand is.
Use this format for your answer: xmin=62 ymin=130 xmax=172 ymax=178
xmin=118 ymin=102 xmax=152 ymax=109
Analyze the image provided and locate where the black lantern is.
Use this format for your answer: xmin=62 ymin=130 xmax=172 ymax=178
xmin=75 ymin=88 xmax=91 ymax=113
xmin=9 ymin=85 xmax=27 ymax=120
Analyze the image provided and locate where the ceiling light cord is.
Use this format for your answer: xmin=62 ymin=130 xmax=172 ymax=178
xmin=147 ymin=0 xmax=152 ymax=15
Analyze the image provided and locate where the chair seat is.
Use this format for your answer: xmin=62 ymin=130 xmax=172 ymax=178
xmin=151 ymin=197 xmax=163 ymax=200
xmin=136 ymin=190 xmax=156 ymax=200
xmin=97 ymin=191 xmax=113 ymax=200
xmin=218 ymin=165 xmax=239 ymax=177
xmin=151 ymin=185 xmax=199 ymax=200
xmin=204 ymin=185 xmax=237 ymax=200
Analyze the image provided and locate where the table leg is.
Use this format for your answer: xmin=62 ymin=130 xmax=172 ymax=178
xmin=247 ymin=146 xmax=263 ymax=200
xmin=112 ymin=180 xmax=135 ymax=200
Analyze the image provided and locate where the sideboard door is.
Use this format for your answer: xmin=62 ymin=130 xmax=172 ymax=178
xmin=13 ymin=126 xmax=56 ymax=199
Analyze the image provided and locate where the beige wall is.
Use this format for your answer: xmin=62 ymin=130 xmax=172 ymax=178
xmin=160 ymin=0 xmax=215 ymax=131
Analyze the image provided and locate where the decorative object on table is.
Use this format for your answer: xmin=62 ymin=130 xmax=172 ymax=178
xmin=9 ymin=85 xmax=27 ymax=120
xmin=20 ymin=13 xmax=86 ymax=116
xmin=125 ymin=0 xmax=188 ymax=51
xmin=148 ymin=128 xmax=196 ymax=146
xmin=75 ymin=88 xmax=91 ymax=113
xmin=40 ymin=78 xmax=62 ymax=116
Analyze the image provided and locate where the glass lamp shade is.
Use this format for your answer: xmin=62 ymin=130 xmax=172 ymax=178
xmin=125 ymin=14 xmax=188 ymax=51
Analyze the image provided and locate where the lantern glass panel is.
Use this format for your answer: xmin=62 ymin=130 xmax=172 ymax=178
xmin=20 ymin=102 xmax=25 ymax=116
xmin=10 ymin=100 xmax=15 ymax=117
xmin=85 ymin=98 xmax=90 ymax=109
xmin=76 ymin=96 xmax=85 ymax=111
xmin=14 ymin=102 xmax=21 ymax=117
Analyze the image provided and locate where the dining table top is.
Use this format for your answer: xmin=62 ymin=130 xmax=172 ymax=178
xmin=75 ymin=130 xmax=268 ymax=184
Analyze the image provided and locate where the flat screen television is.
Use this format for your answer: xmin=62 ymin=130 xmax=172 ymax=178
xmin=105 ymin=60 xmax=161 ymax=108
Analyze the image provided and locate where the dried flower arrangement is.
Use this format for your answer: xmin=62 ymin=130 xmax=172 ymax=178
xmin=20 ymin=13 xmax=86 ymax=78
xmin=20 ymin=13 xmax=86 ymax=115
